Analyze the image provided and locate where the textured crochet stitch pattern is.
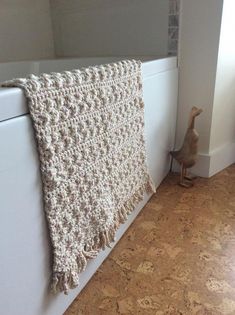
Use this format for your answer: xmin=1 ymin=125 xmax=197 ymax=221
xmin=2 ymin=60 xmax=155 ymax=294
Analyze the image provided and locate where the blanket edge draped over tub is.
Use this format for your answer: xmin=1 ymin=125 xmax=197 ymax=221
xmin=2 ymin=60 xmax=155 ymax=294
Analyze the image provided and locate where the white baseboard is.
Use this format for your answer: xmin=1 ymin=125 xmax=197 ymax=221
xmin=208 ymin=142 xmax=235 ymax=177
xmin=172 ymin=142 xmax=235 ymax=178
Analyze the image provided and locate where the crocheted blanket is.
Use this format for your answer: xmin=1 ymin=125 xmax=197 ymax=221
xmin=2 ymin=60 xmax=155 ymax=294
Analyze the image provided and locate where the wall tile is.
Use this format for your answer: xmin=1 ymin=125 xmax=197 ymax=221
xmin=168 ymin=0 xmax=180 ymax=55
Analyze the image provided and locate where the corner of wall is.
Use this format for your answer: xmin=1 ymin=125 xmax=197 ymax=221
xmin=175 ymin=0 xmax=226 ymax=178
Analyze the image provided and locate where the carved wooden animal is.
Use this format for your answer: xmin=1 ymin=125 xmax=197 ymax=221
xmin=170 ymin=106 xmax=203 ymax=187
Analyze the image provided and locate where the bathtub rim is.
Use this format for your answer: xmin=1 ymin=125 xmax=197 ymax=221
xmin=0 ymin=56 xmax=177 ymax=122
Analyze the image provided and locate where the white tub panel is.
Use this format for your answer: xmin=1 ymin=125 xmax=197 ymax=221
xmin=0 ymin=116 xmax=50 ymax=315
xmin=0 ymin=88 xmax=26 ymax=122
xmin=0 ymin=117 xmax=151 ymax=315
xmin=144 ymin=69 xmax=178 ymax=187
xmin=0 ymin=60 xmax=178 ymax=315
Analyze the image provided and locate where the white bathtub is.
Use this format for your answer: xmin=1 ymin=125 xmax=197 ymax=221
xmin=0 ymin=56 xmax=178 ymax=315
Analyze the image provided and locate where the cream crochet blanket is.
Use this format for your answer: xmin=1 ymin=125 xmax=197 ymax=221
xmin=3 ymin=60 xmax=155 ymax=294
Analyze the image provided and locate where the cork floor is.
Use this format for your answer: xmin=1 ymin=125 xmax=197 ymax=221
xmin=65 ymin=164 xmax=235 ymax=315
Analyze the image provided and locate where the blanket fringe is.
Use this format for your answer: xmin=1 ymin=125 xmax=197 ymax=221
xmin=51 ymin=178 xmax=155 ymax=294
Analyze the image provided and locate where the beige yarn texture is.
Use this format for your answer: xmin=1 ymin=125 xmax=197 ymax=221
xmin=3 ymin=60 xmax=155 ymax=294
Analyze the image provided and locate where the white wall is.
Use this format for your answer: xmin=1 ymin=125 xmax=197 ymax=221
xmin=176 ymin=0 xmax=235 ymax=177
xmin=176 ymin=0 xmax=223 ymax=154
xmin=49 ymin=0 xmax=169 ymax=58
xmin=210 ymin=0 xmax=235 ymax=153
xmin=0 ymin=0 xmax=55 ymax=62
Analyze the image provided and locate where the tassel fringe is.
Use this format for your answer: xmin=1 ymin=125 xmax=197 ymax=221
xmin=51 ymin=178 xmax=155 ymax=294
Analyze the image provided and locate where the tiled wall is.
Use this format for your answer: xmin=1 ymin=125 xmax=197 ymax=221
xmin=168 ymin=0 xmax=180 ymax=55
